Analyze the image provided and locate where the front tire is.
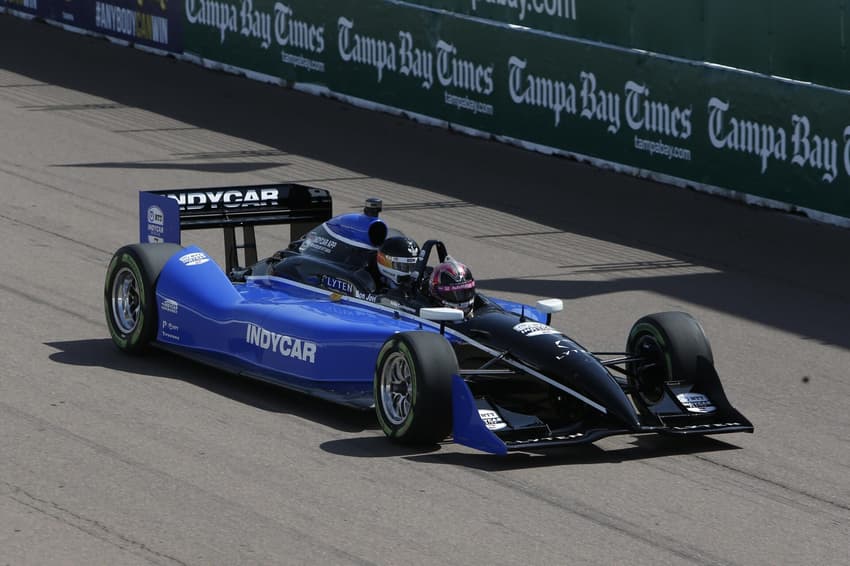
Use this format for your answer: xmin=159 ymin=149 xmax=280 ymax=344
xmin=626 ymin=311 xmax=714 ymax=406
xmin=104 ymin=244 xmax=180 ymax=354
xmin=374 ymin=331 xmax=457 ymax=445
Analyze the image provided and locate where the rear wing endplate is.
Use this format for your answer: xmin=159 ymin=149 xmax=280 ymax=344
xmin=139 ymin=183 xmax=332 ymax=272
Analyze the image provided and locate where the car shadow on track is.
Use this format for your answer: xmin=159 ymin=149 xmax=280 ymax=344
xmin=319 ymin=436 xmax=443 ymax=458
xmin=45 ymin=338 xmax=379 ymax=434
xmin=55 ymin=160 xmax=290 ymax=173
xmin=401 ymin=435 xmax=743 ymax=471
xmin=46 ymin=340 xmax=747 ymax=463
xmin=319 ymin=431 xmax=742 ymax=466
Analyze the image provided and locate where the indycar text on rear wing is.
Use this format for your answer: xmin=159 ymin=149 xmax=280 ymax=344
xmin=139 ymin=184 xmax=332 ymax=272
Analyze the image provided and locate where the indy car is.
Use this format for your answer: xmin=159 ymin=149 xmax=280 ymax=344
xmin=104 ymin=184 xmax=753 ymax=454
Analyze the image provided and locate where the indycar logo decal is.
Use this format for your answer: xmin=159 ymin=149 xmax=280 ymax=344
xmin=179 ymin=252 xmax=210 ymax=266
xmin=513 ymin=321 xmax=560 ymax=337
xmin=146 ymin=204 xmax=165 ymax=242
xmin=675 ymin=392 xmax=717 ymax=414
xmin=478 ymin=409 xmax=508 ymax=431
xmin=147 ymin=205 xmax=164 ymax=226
xmin=246 ymin=323 xmax=317 ymax=364
xmin=161 ymin=298 xmax=179 ymax=314
xmin=166 ymin=188 xmax=280 ymax=211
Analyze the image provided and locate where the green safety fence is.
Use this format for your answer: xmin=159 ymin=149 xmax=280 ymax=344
xmin=182 ymin=0 xmax=850 ymax=219
xmin=410 ymin=0 xmax=850 ymax=91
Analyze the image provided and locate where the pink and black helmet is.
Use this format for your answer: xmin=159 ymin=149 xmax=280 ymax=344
xmin=429 ymin=257 xmax=475 ymax=314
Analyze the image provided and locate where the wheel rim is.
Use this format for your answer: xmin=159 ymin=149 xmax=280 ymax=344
xmin=380 ymin=351 xmax=414 ymax=425
xmin=631 ymin=334 xmax=667 ymax=404
xmin=111 ymin=267 xmax=141 ymax=334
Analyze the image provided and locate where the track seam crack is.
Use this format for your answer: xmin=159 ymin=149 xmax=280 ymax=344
xmin=2 ymin=481 xmax=188 ymax=566
xmin=468 ymin=469 xmax=737 ymax=566
xmin=693 ymin=455 xmax=850 ymax=513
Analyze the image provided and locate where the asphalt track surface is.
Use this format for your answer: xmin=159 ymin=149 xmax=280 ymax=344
xmin=1 ymin=13 xmax=849 ymax=566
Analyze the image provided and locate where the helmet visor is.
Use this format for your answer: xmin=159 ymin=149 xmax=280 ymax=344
xmin=379 ymin=253 xmax=418 ymax=274
xmin=434 ymin=281 xmax=475 ymax=304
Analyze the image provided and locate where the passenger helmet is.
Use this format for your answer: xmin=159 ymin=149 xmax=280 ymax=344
xmin=429 ymin=257 xmax=475 ymax=314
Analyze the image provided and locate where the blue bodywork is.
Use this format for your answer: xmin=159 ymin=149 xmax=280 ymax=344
xmin=134 ymin=190 xmax=584 ymax=454
xmin=151 ymin=243 xmax=550 ymax=454
xmin=154 ymin=245 xmax=454 ymax=408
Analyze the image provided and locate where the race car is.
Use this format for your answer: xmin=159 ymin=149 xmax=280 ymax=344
xmin=104 ymin=183 xmax=753 ymax=454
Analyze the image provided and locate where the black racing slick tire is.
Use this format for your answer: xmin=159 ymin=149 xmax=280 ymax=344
xmin=374 ymin=331 xmax=457 ymax=446
xmin=626 ymin=311 xmax=714 ymax=405
xmin=104 ymin=244 xmax=181 ymax=354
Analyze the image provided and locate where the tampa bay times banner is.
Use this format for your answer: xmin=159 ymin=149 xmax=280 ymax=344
xmin=5 ymin=0 xmax=849 ymax=218
xmin=0 ymin=0 xmax=182 ymax=52
xmin=408 ymin=0 xmax=850 ymax=92
xmin=182 ymin=0 xmax=850 ymax=218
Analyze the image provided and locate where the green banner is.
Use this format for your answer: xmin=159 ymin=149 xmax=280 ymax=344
xmin=408 ymin=0 xmax=850 ymax=91
xmin=183 ymin=0 xmax=329 ymax=80
xmin=182 ymin=0 xmax=850 ymax=219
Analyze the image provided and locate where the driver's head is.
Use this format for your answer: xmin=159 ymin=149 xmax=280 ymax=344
xmin=429 ymin=257 xmax=475 ymax=314
xmin=377 ymin=236 xmax=420 ymax=286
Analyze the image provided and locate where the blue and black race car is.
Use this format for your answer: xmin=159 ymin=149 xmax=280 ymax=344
xmin=104 ymin=183 xmax=752 ymax=454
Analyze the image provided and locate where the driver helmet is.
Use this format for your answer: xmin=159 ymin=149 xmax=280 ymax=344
xmin=429 ymin=257 xmax=475 ymax=314
xmin=377 ymin=236 xmax=420 ymax=286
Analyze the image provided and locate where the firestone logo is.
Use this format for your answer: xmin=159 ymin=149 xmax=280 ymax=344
xmin=161 ymin=299 xmax=179 ymax=314
xmin=478 ymin=409 xmax=507 ymax=431
xmin=179 ymin=252 xmax=210 ymax=266
xmin=513 ymin=322 xmax=559 ymax=337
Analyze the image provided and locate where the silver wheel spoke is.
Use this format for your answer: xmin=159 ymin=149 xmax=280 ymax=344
xmin=381 ymin=352 xmax=414 ymax=426
xmin=111 ymin=267 xmax=141 ymax=334
xmin=392 ymin=395 xmax=404 ymax=418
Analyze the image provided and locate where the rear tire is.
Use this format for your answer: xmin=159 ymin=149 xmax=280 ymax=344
xmin=626 ymin=312 xmax=714 ymax=406
xmin=104 ymin=244 xmax=181 ymax=354
xmin=374 ymin=331 xmax=457 ymax=445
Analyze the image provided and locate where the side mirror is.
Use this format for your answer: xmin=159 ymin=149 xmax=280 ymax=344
xmin=420 ymin=307 xmax=465 ymax=322
xmin=420 ymin=307 xmax=464 ymax=334
xmin=536 ymin=299 xmax=563 ymax=325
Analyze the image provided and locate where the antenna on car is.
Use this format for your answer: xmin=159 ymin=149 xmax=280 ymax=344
xmin=364 ymin=198 xmax=382 ymax=217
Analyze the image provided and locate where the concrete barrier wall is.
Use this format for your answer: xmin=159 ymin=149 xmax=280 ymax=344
xmin=411 ymin=1 xmax=850 ymax=91
xmin=4 ymin=0 xmax=850 ymax=223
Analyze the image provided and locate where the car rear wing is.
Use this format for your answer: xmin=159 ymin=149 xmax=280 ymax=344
xmin=140 ymin=183 xmax=332 ymax=272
